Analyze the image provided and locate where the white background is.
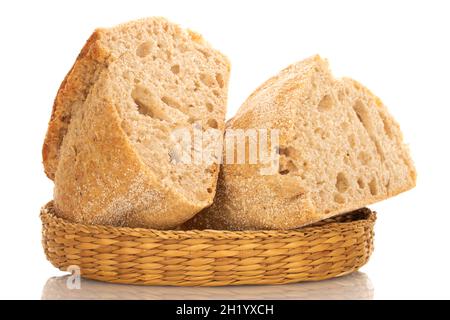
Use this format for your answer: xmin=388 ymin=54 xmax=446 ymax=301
xmin=0 ymin=0 xmax=449 ymax=299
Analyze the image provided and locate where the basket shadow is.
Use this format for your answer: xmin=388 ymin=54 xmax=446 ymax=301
xmin=41 ymin=271 xmax=373 ymax=300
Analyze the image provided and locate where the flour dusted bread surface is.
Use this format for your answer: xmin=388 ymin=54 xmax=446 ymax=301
xmin=184 ymin=55 xmax=415 ymax=230
xmin=47 ymin=18 xmax=230 ymax=228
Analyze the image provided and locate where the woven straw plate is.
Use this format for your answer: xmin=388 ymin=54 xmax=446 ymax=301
xmin=41 ymin=201 xmax=376 ymax=286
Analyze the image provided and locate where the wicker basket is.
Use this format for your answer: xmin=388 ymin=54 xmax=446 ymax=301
xmin=41 ymin=201 xmax=376 ymax=286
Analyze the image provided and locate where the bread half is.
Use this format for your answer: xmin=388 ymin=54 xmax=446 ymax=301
xmin=46 ymin=18 xmax=230 ymax=228
xmin=184 ymin=55 xmax=415 ymax=230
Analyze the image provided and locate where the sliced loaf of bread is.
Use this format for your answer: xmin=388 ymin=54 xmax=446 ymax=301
xmin=183 ymin=55 xmax=415 ymax=230
xmin=45 ymin=18 xmax=230 ymax=228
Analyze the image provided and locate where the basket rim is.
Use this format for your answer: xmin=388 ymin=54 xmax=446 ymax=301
xmin=41 ymin=201 xmax=376 ymax=240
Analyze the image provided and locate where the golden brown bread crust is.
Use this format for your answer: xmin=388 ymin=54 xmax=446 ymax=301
xmin=43 ymin=31 xmax=110 ymax=180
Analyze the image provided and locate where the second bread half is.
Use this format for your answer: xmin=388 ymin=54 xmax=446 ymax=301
xmin=184 ymin=55 xmax=416 ymax=230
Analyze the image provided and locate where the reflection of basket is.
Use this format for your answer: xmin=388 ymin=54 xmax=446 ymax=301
xmin=42 ymin=272 xmax=374 ymax=300
xmin=41 ymin=201 xmax=375 ymax=286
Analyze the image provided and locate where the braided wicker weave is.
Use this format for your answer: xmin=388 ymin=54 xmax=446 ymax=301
xmin=41 ymin=201 xmax=376 ymax=286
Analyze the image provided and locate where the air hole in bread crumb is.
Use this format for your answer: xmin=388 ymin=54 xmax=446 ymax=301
xmin=353 ymin=100 xmax=375 ymax=135
xmin=205 ymin=167 xmax=214 ymax=174
xmin=375 ymin=140 xmax=385 ymax=162
xmin=318 ymin=94 xmax=333 ymax=111
xmin=122 ymin=71 xmax=133 ymax=81
xmin=188 ymin=117 xmax=197 ymax=124
xmin=207 ymin=187 xmax=213 ymax=193
xmin=161 ymin=96 xmax=181 ymax=109
xmin=131 ymin=85 xmax=164 ymax=119
xmin=206 ymin=103 xmax=214 ymax=112
xmin=207 ymin=119 xmax=218 ymax=129
xmin=358 ymin=151 xmax=371 ymax=165
xmin=385 ymin=178 xmax=391 ymax=190
xmin=357 ymin=178 xmax=365 ymax=189
xmin=216 ymin=73 xmax=224 ymax=88
xmin=334 ymin=193 xmax=346 ymax=204
xmin=369 ymin=178 xmax=378 ymax=195
xmin=378 ymin=110 xmax=395 ymax=140
xmin=60 ymin=114 xmax=71 ymax=124
xmin=213 ymin=89 xmax=220 ymax=97
xmin=200 ymin=73 xmax=215 ymax=87
xmin=197 ymin=48 xmax=211 ymax=58
xmin=279 ymin=146 xmax=297 ymax=157
xmin=279 ymin=158 xmax=298 ymax=175
xmin=353 ymin=82 xmax=362 ymax=90
xmin=136 ymin=42 xmax=152 ymax=57
xmin=348 ymin=134 xmax=356 ymax=148
xmin=170 ymin=64 xmax=180 ymax=74
xmin=336 ymin=172 xmax=349 ymax=193
xmin=314 ymin=127 xmax=327 ymax=140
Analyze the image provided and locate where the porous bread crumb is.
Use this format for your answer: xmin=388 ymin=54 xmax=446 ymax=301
xmin=183 ymin=55 xmax=416 ymax=230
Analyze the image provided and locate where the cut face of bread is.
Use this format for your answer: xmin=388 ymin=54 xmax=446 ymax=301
xmin=183 ymin=55 xmax=416 ymax=230
xmin=43 ymin=17 xmax=229 ymax=180
xmin=49 ymin=18 xmax=230 ymax=228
